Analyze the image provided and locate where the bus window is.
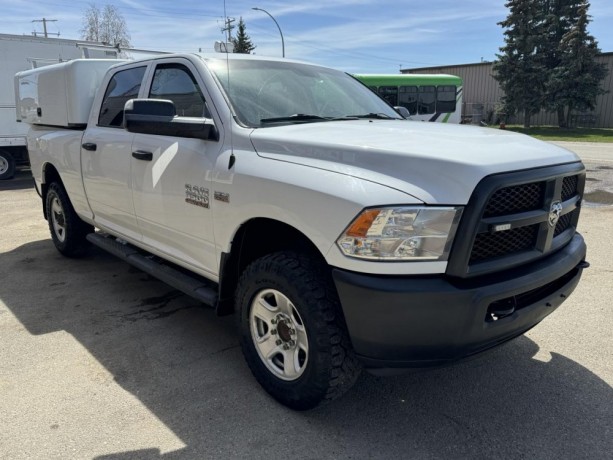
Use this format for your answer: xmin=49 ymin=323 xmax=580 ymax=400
xmin=398 ymin=86 xmax=418 ymax=115
xmin=418 ymin=86 xmax=436 ymax=114
xmin=368 ymin=86 xmax=378 ymax=93
xmin=378 ymin=86 xmax=398 ymax=106
xmin=436 ymin=85 xmax=456 ymax=113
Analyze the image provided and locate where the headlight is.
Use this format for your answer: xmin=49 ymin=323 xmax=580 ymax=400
xmin=336 ymin=206 xmax=463 ymax=261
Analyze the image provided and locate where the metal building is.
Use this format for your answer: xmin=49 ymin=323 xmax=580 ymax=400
xmin=402 ymin=52 xmax=613 ymax=128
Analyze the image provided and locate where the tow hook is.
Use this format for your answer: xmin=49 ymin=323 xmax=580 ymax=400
xmin=578 ymin=260 xmax=590 ymax=269
xmin=487 ymin=297 xmax=517 ymax=322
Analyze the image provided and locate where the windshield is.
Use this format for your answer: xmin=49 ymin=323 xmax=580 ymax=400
xmin=207 ymin=58 xmax=402 ymax=128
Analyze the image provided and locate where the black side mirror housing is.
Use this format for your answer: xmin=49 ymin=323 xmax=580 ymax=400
xmin=123 ymin=99 xmax=219 ymax=141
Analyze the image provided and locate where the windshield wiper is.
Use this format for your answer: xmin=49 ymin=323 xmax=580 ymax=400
xmin=349 ymin=112 xmax=398 ymax=120
xmin=260 ymin=114 xmax=327 ymax=124
xmin=260 ymin=114 xmax=359 ymax=124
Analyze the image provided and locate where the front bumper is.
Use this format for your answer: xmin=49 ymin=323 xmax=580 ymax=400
xmin=332 ymin=233 xmax=587 ymax=370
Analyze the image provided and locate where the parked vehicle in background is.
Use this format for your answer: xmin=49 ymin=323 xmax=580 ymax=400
xmin=0 ymin=33 xmax=164 ymax=179
xmin=18 ymin=54 xmax=587 ymax=410
xmin=353 ymin=74 xmax=463 ymax=123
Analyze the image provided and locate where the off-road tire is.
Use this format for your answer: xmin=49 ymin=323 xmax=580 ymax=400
xmin=0 ymin=149 xmax=16 ymax=180
xmin=46 ymin=182 xmax=93 ymax=257
xmin=236 ymin=251 xmax=361 ymax=410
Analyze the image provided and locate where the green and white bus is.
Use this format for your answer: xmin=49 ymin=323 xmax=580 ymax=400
xmin=353 ymin=74 xmax=463 ymax=123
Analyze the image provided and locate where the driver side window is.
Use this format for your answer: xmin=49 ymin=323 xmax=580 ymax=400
xmin=149 ymin=63 xmax=211 ymax=118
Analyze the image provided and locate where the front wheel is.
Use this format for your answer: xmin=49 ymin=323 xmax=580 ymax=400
xmin=236 ymin=252 xmax=361 ymax=410
xmin=46 ymin=182 xmax=93 ymax=257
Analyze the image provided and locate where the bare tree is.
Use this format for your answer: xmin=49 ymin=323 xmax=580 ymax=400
xmin=81 ymin=4 xmax=102 ymax=42
xmin=80 ymin=3 xmax=131 ymax=47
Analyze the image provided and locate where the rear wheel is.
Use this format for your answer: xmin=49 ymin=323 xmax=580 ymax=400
xmin=236 ymin=251 xmax=361 ymax=410
xmin=0 ymin=149 xmax=15 ymax=180
xmin=46 ymin=182 xmax=93 ymax=257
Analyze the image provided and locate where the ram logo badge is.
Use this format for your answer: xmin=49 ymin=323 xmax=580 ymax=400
xmin=549 ymin=201 xmax=563 ymax=227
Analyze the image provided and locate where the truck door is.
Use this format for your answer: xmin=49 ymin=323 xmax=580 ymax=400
xmin=130 ymin=60 xmax=220 ymax=277
xmin=81 ymin=64 xmax=147 ymax=241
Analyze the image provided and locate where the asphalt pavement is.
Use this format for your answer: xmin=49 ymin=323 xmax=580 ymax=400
xmin=1 ymin=160 xmax=612 ymax=459
xmin=550 ymin=141 xmax=613 ymax=205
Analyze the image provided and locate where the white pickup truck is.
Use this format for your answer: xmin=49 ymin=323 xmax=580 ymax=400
xmin=18 ymin=54 xmax=588 ymax=410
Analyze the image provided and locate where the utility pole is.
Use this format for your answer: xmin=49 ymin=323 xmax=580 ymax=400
xmin=221 ymin=17 xmax=235 ymax=44
xmin=32 ymin=18 xmax=59 ymax=38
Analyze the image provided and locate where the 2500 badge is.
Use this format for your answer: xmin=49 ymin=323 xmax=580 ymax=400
xmin=185 ymin=184 xmax=209 ymax=209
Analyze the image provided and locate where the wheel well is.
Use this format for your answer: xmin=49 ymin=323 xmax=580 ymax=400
xmin=217 ymin=218 xmax=328 ymax=315
xmin=42 ymin=164 xmax=63 ymax=220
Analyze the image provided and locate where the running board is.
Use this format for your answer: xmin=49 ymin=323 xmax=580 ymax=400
xmin=86 ymin=233 xmax=218 ymax=307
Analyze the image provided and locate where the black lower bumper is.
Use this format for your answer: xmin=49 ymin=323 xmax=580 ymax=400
xmin=332 ymin=234 xmax=587 ymax=370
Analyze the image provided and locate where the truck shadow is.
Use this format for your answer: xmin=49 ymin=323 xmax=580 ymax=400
xmin=0 ymin=169 xmax=34 ymax=191
xmin=2 ymin=239 xmax=611 ymax=459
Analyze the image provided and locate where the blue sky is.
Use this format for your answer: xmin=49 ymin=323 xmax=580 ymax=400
xmin=3 ymin=0 xmax=613 ymax=73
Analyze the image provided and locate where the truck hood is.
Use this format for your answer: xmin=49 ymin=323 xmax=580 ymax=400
xmin=249 ymin=120 xmax=580 ymax=204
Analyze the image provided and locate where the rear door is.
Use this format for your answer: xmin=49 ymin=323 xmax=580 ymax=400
xmin=130 ymin=58 xmax=221 ymax=276
xmin=81 ymin=63 xmax=148 ymax=241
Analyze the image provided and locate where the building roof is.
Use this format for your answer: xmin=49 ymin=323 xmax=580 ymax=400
xmin=402 ymin=52 xmax=613 ymax=73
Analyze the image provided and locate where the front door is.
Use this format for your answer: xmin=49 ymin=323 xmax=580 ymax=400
xmin=130 ymin=59 xmax=220 ymax=277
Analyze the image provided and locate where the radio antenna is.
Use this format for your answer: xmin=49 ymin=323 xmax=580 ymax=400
xmin=223 ymin=0 xmax=235 ymax=169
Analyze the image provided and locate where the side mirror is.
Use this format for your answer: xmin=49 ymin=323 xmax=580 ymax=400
xmin=124 ymin=99 xmax=218 ymax=141
xmin=394 ymin=106 xmax=411 ymax=119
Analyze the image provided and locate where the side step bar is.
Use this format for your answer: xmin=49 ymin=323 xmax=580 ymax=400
xmin=86 ymin=233 xmax=218 ymax=307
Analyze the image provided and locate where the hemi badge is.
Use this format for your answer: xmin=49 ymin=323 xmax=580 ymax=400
xmin=491 ymin=223 xmax=512 ymax=233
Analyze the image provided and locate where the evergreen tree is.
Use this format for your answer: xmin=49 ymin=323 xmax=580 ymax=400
xmin=544 ymin=1 xmax=607 ymax=126
xmin=541 ymin=0 xmax=582 ymax=126
xmin=232 ymin=18 xmax=256 ymax=54
xmin=493 ymin=0 xmax=546 ymax=128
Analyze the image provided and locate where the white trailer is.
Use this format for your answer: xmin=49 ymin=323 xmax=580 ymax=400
xmin=0 ymin=33 xmax=120 ymax=179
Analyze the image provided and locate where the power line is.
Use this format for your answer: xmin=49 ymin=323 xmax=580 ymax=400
xmin=33 ymin=0 xmax=223 ymax=19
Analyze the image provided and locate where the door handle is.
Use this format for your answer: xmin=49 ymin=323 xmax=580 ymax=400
xmin=132 ymin=150 xmax=153 ymax=161
xmin=82 ymin=142 xmax=97 ymax=151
